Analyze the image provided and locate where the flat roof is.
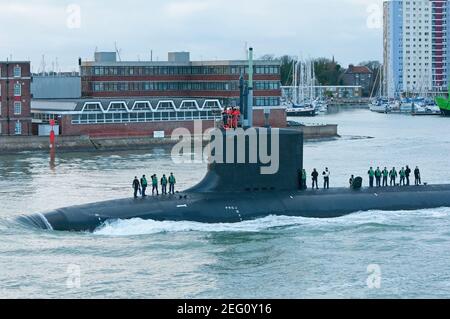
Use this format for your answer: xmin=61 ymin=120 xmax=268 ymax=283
xmin=31 ymin=99 xmax=79 ymax=112
xmin=81 ymin=60 xmax=281 ymax=67
xmin=0 ymin=61 xmax=30 ymax=64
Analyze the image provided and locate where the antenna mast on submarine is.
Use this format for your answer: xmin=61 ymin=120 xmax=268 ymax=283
xmin=246 ymin=47 xmax=254 ymax=128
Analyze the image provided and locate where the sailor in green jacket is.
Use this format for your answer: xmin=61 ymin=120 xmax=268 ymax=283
xmin=399 ymin=167 xmax=406 ymax=186
xmin=301 ymin=169 xmax=307 ymax=190
xmin=389 ymin=167 xmax=398 ymax=186
xmin=140 ymin=175 xmax=148 ymax=197
xmin=161 ymin=174 xmax=168 ymax=195
xmin=382 ymin=167 xmax=389 ymax=187
xmin=152 ymin=174 xmax=159 ymax=196
xmin=169 ymin=173 xmax=176 ymax=194
xmin=368 ymin=167 xmax=375 ymax=188
xmin=375 ymin=167 xmax=382 ymax=187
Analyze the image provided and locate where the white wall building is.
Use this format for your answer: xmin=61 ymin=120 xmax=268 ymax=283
xmin=384 ymin=0 xmax=450 ymax=96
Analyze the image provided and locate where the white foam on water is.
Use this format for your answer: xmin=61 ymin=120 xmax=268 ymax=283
xmin=93 ymin=215 xmax=308 ymax=237
xmin=92 ymin=207 xmax=450 ymax=237
xmin=37 ymin=213 xmax=54 ymax=231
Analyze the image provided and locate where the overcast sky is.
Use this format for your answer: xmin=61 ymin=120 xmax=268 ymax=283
xmin=0 ymin=0 xmax=384 ymax=72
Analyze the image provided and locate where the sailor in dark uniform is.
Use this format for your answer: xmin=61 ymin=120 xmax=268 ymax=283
xmin=132 ymin=177 xmax=141 ymax=199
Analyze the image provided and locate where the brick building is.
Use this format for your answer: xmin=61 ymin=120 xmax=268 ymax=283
xmin=33 ymin=98 xmax=286 ymax=137
xmin=80 ymin=52 xmax=282 ymax=107
xmin=341 ymin=65 xmax=373 ymax=97
xmin=0 ymin=61 xmax=32 ymax=135
xmin=30 ymin=51 xmax=286 ymax=137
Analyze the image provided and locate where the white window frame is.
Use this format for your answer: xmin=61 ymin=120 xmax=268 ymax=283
xmin=14 ymin=66 xmax=21 ymax=78
xmin=14 ymin=101 xmax=22 ymax=115
xmin=14 ymin=83 xmax=21 ymax=96
xmin=14 ymin=121 xmax=22 ymax=135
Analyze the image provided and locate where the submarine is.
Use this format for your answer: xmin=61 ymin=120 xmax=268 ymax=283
xmin=22 ymin=127 xmax=450 ymax=232
xmin=21 ymin=48 xmax=450 ymax=232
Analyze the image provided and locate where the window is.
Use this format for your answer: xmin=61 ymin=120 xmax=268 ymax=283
xmin=14 ymin=102 xmax=22 ymax=115
xmin=0 ymin=122 xmax=2 ymax=135
xmin=14 ymin=83 xmax=21 ymax=96
xmin=14 ymin=121 xmax=22 ymax=135
xmin=14 ymin=66 xmax=21 ymax=77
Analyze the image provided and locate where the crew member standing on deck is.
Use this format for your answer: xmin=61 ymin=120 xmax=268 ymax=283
xmin=390 ymin=167 xmax=398 ymax=186
xmin=375 ymin=167 xmax=382 ymax=187
xmin=323 ymin=168 xmax=330 ymax=189
xmin=169 ymin=173 xmax=176 ymax=194
xmin=414 ymin=166 xmax=421 ymax=185
xmin=382 ymin=167 xmax=389 ymax=187
xmin=161 ymin=174 xmax=168 ymax=195
xmin=399 ymin=167 xmax=406 ymax=186
xmin=232 ymin=107 xmax=241 ymax=129
xmin=222 ymin=109 xmax=229 ymax=129
xmin=311 ymin=169 xmax=319 ymax=190
xmin=405 ymin=165 xmax=411 ymax=186
xmin=226 ymin=107 xmax=234 ymax=129
xmin=152 ymin=174 xmax=159 ymax=196
xmin=368 ymin=167 xmax=375 ymax=188
xmin=301 ymin=168 xmax=307 ymax=190
xmin=132 ymin=176 xmax=141 ymax=199
xmin=140 ymin=175 xmax=148 ymax=197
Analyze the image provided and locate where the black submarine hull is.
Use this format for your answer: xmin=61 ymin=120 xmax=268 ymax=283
xmin=21 ymin=128 xmax=450 ymax=232
xmin=23 ymin=184 xmax=450 ymax=232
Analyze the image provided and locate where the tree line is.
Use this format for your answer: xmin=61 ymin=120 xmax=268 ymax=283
xmin=260 ymin=54 xmax=381 ymax=96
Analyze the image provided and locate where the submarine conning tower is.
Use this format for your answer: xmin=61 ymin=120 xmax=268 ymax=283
xmin=187 ymin=128 xmax=304 ymax=193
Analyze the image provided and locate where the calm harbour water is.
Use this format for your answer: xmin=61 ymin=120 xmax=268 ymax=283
xmin=1 ymin=107 xmax=450 ymax=298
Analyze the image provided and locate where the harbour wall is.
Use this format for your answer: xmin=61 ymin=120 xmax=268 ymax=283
xmin=0 ymin=124 xmax=338 ymax=154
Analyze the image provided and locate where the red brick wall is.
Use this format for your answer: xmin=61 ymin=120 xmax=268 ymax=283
xmin=61 ymin=118 xmax=216 ymax=137
xmin=0 ymin=120 xmax=32 ymax=135
xmin=0 ymin=62 xmax=32 ymax=135
xmin=253 ymin=108 xmax=287 ymax=128
xmin=60 ymin=108 xmax=287 ymax=137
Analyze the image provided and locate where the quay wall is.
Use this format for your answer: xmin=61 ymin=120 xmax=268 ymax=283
xmin=0 ymin=124 xmax=338 ymax=154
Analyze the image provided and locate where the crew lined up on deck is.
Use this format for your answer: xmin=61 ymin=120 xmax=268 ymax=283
xmin=368 ymin=165 xmax=421 ymax=188
xmin=299 ymin=165 xmax=422 ymax=190
xmin=300 ymin=168 xmax=332 ymax=190
xmin=132 ymin=173 xmax=176 ymax=198
xmin=222 ymin=106 xmax=241 ymax=129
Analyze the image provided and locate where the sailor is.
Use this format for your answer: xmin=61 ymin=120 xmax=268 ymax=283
xmin=389 ymin=167 xmax=398 ymax=186
xmin=152 ymin=174 xmax=159 ymax=196
xmin=301 ymin=168 xmax=307 ymax=190
xmin=405 ymin=165 xmax=411 ymax=186
xmin=222 ymin=109 xmax=229 ymax=129
xmin=349 ymin=175 xmax=355 ymax=187
xmin=311 ymin=169 xmax=319 ymax=190
xmin=323 ymin=168 xmax=330 ymax=189
xmin=140 ymin=175 xmax=148 ymax=197
xmin=161 ymin=174 xmax=168 ymax=195
xmin=399 ymin=167 xmax=406 ymax=186
xmin=132 ymin=176 xmax=141 ymax=199
xmin=169 ymin=173 xmax=176 ymax=194
xmin=226 ymin=107 xmax=234 ymax=129
xmin=368 ymin=167 xmax=375 ymax=188
xmin=382 ymin=167 xmax=389 ymax=187
xmin=375 ymin=167 xmax=382 ymax=187
xmin=232 ymin=107 xmax=241 ymax=129
xmin=414 ymin=166 xmax=421 ymax=185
